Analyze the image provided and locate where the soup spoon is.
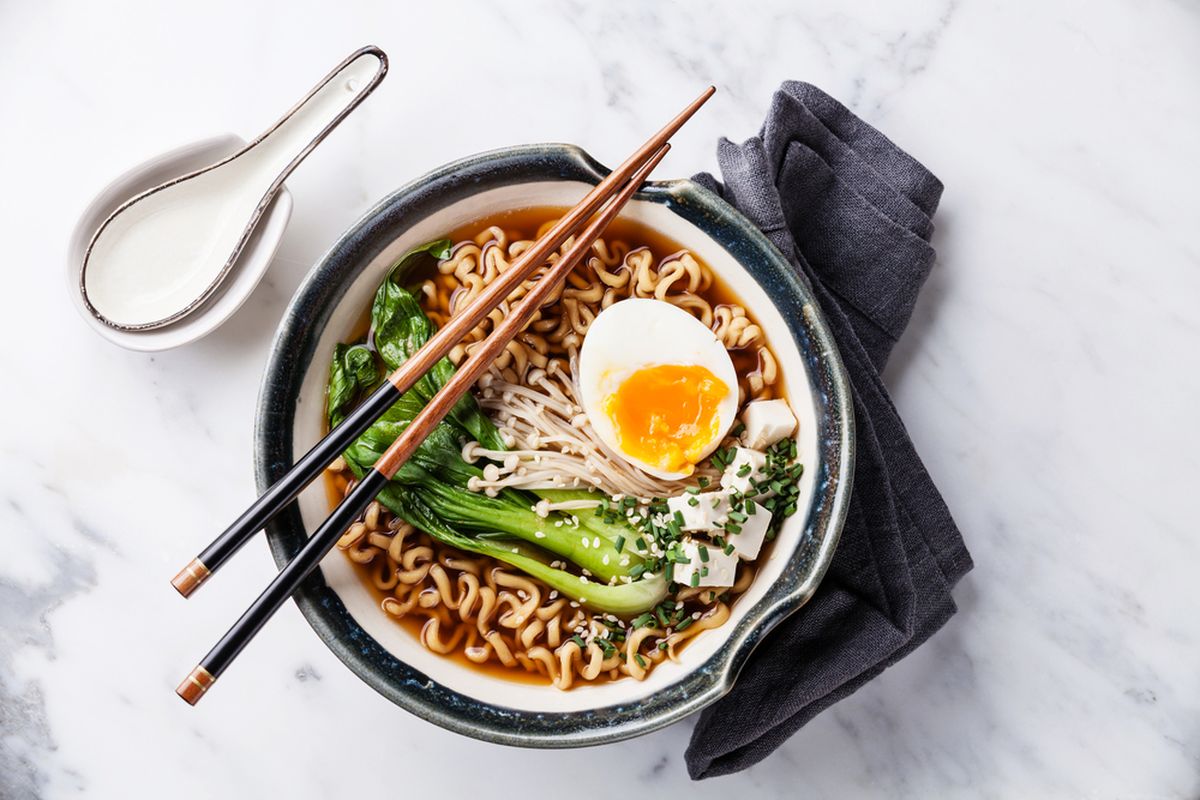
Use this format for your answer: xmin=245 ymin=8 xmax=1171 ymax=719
xmin=80 ymin=46 xmax=388 ymax=331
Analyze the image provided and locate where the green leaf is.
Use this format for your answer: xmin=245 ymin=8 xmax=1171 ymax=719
xmin=327 ymin=342 xmax=381 ymax=428
xmin=367 ymin=239 xmax=506 ymax=451
xmin=340 ymin=388 xmax=481 ymax=487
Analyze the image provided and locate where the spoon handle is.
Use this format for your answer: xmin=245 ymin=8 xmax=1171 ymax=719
xmin=237 ymin=46 xmax=388 ymax=186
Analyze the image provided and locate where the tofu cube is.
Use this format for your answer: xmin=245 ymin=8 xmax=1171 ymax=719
xmin=720 ymin=447 xmax=771 ymax=497
xmin=672 ymin=538 xmax=738 ymax=588
xmin=725 ymin=500 xmax=771 ymax=560
xmin=741 ymin=399 xmax=797 ymax=449
xmin=666 ymin=490 xmax=732 ymax=531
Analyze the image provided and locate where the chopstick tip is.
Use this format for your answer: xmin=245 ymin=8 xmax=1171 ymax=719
xmin=171 ymin=558 xmax=211 ymax=598
xmin=176 ymin=666 xmax=216 ymax=706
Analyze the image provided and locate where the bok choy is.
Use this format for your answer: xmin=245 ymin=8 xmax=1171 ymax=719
xmin=325 ymin=241 xmax=666 ymax=614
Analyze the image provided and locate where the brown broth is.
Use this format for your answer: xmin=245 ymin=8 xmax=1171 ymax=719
xmin=325 ymin=207 xmax=784 ymax=686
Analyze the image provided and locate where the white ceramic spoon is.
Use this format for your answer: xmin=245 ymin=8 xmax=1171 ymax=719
xmin=81 ymin=46 xmax=388 ymax=331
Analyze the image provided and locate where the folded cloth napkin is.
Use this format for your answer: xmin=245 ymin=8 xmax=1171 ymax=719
xmin=686 ymin=81 xmax=973 ymax=779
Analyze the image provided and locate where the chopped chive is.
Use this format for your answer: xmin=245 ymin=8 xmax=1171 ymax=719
xmin=783 ymin=502 xmax=797 ymax=517
xmin=699 ymin=545 xmax=710 ymax=563
xmin=687 ymin=496 xmax=699 ymax=507
xmin=725 ymin=522 xmax=742 ymax=535
xmin=635 ymin=536 xmax=647 ymax=551
xmin=686 ymin=486 xmax=700 ymax=495
xmin=614 ymin=535 xmax=625 ymax=553
xmin=635 ymin=654 xmax=647 ymax=669
xmin=700 ymin=566 xmax=709 ymax=578
xmin=657 ymin=641 xmax=669 ymax=651
xmin=676 ymin=617 xmax=694 ymax=631
xmin=629 ymin=563 xmax=647 ymax=579
xmin=736 ymin=464 xmax=752 ymax=478
xmin=689 ymin=572 xmax=700 ymax=587
xmin=724 ymin=543 xmax=735 ymax=555
xmin=569 ymin=635 xmax=586 ymax=649
xmin=728 ymin=510 xmax=748 ymax=523
xmin=745 ymin=502 xmax=757 ymax=516
xmin=698 ymin=476 xmax=710 ymax=488
xmin=712 ymin=497 xmax=722 ymax=509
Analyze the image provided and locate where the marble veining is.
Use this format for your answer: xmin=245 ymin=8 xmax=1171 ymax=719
xmin=1 ymin=0 xmax=1197 ymax=797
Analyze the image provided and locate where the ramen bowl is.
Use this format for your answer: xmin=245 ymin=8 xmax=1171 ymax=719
xmin=255 ymin=144 xmax=854 ymax=746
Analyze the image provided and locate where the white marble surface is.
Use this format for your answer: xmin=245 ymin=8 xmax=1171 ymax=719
xmin=2 ymin=1 xmax=1197 ymax=797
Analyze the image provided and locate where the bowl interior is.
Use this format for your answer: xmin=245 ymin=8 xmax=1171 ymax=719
xmin=291 ymin=180 xmax=822 ymax=714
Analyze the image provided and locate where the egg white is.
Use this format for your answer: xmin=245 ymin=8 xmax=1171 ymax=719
xmin=577 ymin=298 xmax=739 ymax=480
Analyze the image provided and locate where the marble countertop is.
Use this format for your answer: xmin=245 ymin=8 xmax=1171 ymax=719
xmin=2 ymin=1 xmax=1197 ymax=797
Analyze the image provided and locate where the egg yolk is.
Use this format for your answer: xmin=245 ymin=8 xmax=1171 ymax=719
xmin=603 ymin=364 xmax=729 ymax=475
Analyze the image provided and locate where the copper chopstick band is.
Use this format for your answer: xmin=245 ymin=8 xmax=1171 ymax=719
xmin=175 ymin=665 xmax=216 ymax=705
xmin=170 ymin=558 xmax=211 ymax=598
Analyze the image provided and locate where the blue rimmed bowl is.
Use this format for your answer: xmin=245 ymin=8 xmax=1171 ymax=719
xmin=255 ymin=143 xmax=854 ymax=746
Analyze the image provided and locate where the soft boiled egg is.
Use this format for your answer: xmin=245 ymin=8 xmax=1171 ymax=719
xmin=577 ymin=298 xmax=739 ymax=479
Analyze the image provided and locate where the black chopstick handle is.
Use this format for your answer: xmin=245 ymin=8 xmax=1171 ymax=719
xmin=176 ymin=467 xmax=391 ymax=704
xmin=172 ymin=380 xmax=402 ymax=597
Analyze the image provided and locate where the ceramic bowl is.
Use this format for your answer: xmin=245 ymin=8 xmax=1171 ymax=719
xmin=255 ymin=144 xmax=854 ymax=746
xmin=66 ymin=135 xmax=293 ymax=352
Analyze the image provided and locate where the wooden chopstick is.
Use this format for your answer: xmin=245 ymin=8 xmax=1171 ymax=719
xmin=176 ymin=144 xmax=671 ymax=704
xmin=171 ymin=87 xmax=715 ymax=599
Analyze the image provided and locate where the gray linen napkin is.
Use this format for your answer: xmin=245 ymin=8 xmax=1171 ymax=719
xmin=687 ymin=81 xmax=973 ymax=779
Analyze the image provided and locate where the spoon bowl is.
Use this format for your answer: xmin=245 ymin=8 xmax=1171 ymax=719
xmin=66 ymin=134 xmax=293 ymax=352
